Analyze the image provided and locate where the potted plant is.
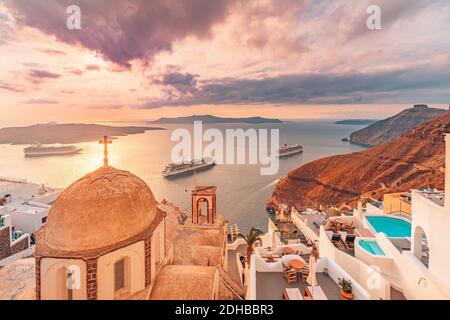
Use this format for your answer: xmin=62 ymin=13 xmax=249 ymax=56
xmin=338 ymin=278 xmax=354 ymax=300
xmin=239 ymin=227 xmax=264 ymax=267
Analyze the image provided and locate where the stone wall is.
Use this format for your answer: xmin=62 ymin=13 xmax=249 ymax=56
xmin=144 ymin=236 xmax=151 ymax=286
xmin=86 ymin=258 xmax=97 ymax=300
xmin=0 ymin=226 xmax=29 ymax=261
xmin=35 ymin=257 xmax=41 ymax=300
xmin=10 ymin=237 xmax=29 ymax=255
xmin=0 ymin=227 xmax=11 ymax=260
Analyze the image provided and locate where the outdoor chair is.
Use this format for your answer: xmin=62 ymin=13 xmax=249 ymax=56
xmin=343 ymin=223 xmax=354 ymax=234
xmin=331 ymin=233 xmax=341 ymax=245
xmin=343 ymin=234 xmax=356 ymax=250
xmin=286 ymin=268 xmax=298 ymax=284
xmin=282 ymin=262 xmax=290 ymax=278
xmin=301 ymin=265 xmax=310 ymax=283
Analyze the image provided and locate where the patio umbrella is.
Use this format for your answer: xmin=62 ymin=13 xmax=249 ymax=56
xmin=307 ymin=256 xmax=318 ymax=296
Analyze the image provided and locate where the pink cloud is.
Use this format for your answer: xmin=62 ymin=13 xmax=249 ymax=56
xmin=4 ymin=0 xmax=236 ymax=68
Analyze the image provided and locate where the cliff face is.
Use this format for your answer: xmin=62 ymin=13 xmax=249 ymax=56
xmin=268 ymin=111 xmax=450 ymax=210
xmin=349 ymin=105 xmax=447 ymax=146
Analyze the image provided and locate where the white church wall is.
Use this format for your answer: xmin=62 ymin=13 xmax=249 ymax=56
xmin=40 ymin=258 xmax=87 ymax=300
xmin=97 ymin=241 xmax=145 ymax=300
xmin=151 ymin=222 xmax=166 ymax=283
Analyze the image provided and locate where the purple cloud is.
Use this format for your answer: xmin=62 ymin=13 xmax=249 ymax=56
xmin=146 ymin=65 xmax=450 ymax=107
xmin=28 ymin=69 xmax=61 ymax=79
xmin=0 ymin=81 xmax=24 ymax=93
xmin=152 ymin=72 xmax=199 ymax=95
xmin=24 ymin=98 xmax=59 ymax=104
xmin=4 ymin=0 xmax=235 ymax=68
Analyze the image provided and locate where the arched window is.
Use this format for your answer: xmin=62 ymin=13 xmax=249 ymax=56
xmin=58 ymin=267 xmax=74 ymax=300
xmin=114 ymin=257 xmax=129 ymax=295
xmin=198 ymin=198 xmax=209 ymax=216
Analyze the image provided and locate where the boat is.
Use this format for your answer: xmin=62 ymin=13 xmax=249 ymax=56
xmin=162 ymin=157 xmax=215 ymax=178
xmin=24 ymin=145 xmax=82 ymax=157
xmin=276 ymin=144 xmax=303 ymax=158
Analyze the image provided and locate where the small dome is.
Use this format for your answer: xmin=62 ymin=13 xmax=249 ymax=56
xmin=42 ymin=166 xmax=157 ymax=252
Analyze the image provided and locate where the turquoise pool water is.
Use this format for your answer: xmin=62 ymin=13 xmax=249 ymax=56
xmin=359 ymin=240 xmax=385 ymax=256
xmin=366 ymin=216 xmax=411 ymax=238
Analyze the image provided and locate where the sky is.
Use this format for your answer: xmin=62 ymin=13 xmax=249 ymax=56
xmin=0 ymin=0 xmax=449 ymax=124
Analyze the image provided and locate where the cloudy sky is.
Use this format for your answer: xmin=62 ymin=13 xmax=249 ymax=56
xmin=0 ymin=0 xmax=449 ymax=124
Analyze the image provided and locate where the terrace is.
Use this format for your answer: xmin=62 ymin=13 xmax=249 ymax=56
xmin=323 ymin=217 xmax=357 ymax=256
xmin=252 ymin=248 xmax=370 ymax=300
xmin=295 ymin=209 xmax=327 ymax=234
xmin=255 ymin=271 xmax=340 ymax=300
xmin=418 ymin=189 xmax=445 ymax=207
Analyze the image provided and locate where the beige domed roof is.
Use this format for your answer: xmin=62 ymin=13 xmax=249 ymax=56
xmin=42 ymin=166 xmax=157 ymax=252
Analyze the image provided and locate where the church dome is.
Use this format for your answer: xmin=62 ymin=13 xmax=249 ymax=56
xmin=42 ymin=166 xmax=157 ymax=252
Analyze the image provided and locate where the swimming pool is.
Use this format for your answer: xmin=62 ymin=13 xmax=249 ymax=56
xmin=358 ymin=240 xmax=385 ymax=256
xmin=366 ymin=216 xmax=411 ymax=238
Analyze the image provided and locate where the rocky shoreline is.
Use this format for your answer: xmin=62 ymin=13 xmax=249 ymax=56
xmin=0 ymin=123 xmax=165 ymax=145
xmin=268 ymin=111 xmax=449 ymax=212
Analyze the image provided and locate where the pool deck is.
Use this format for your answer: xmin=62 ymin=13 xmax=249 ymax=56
xmin=355 ymin=227 xmax=375 ymax=238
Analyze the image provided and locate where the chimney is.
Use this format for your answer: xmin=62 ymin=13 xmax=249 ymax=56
xmin=445 ymin=134 xmax=450 ymax=209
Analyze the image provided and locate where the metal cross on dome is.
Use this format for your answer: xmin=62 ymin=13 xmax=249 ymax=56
xmin=99 ymin=136 xmax=112 ymax=167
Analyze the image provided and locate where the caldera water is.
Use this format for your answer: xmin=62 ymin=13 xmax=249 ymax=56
xmin=0 ymin=120 xmax=368 ymax=232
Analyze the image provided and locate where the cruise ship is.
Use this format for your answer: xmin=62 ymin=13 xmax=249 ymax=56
xmin=162 ymin=157 xmax=215 ymax=178
xmin=23 ymin=145 xmax=82 ymax=157
xmin=277 ymin=144 xmax=303 ymax=158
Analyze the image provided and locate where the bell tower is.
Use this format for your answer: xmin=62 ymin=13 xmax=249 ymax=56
xmin=192 ymin=186 xmax=217 ymax=224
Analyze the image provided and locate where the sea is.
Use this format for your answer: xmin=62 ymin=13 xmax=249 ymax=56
xmin=0 ymin=120 xmax=368 ymax=232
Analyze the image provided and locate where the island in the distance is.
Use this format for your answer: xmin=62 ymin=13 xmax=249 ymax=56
xmin=334 ymin=119 xmax=378 ymax=125
xmin=0 ymin=123 xmax=165 ymax=145
xmin=150 ymin=115 xmax=282 ymax=124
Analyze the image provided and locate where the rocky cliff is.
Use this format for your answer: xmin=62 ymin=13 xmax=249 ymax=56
xmin=349 ymin=105 xmax=447 ymax=146
xmin=268 ymin=111 xmax=450 ymax=211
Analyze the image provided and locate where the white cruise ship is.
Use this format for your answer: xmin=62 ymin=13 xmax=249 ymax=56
xmin=23 ymin=145 xmax=82 ymax=157
xmin=162 ymin=157 xmax=215 ymax=178
xmin=277 ymin=144 xmax=303 ymax=158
